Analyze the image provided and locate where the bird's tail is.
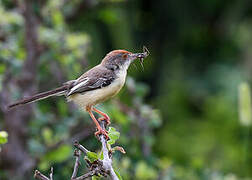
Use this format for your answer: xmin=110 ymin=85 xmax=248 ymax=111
xmin=8 ymin=85 xmax=69 ymax=109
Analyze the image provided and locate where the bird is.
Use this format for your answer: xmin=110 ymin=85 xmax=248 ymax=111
xmin=8 ymin=47 xmax=149 ymax=139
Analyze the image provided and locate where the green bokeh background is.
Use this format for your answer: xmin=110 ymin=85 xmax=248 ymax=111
xmin=1 ymin=0 xmax=252 ymax=179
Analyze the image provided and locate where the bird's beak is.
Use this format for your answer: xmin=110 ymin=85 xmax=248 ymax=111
xmin=129 ymin=46 xmax=150 ymax=61
xmin=130 ymin=53 xmax=147 ymax=60
xmin=129 ymin=47 xmax=149 ymax=70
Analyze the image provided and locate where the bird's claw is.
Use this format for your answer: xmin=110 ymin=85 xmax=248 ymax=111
xmin=95 ymin=128 xmax=109 ymax=140
xmin=98 ymin=117 xmax=111 ymax=125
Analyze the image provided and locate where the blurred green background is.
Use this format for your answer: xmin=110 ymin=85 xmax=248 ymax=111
xmin=0 ymin=0 xmax=252 ymax=179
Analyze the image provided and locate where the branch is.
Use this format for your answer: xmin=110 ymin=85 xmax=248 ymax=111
xmin=33 ymin=121 xmax=120 ymax=180
xmin=34 ymin=170 xmax=49 ymax=180
xmin=34 ymin=167 xmax=53 ymax=180
xmin=72 ymin=121 xmax=119 ymax=180
xmin=71 ymin=150 xmax=81 ymax=179
xmin=100 ymin=122 xmax=119 ymax=180
xmin=74 ymin=141 xmax=89 ymax=154
xmin=73 ymin=170 xmax=96 ymax=180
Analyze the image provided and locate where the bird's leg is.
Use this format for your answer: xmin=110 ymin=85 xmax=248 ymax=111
xmin=92 ymin=107 xmax=111 ymax=125
xmin=86 ymin=106 xmax=109 ymax=140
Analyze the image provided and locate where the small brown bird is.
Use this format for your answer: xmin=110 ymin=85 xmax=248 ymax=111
xmin=8 ymin=47 xmax=149 ymax=138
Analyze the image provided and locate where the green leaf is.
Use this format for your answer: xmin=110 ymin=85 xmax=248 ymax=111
xmin=107 ymin=139 xmax=115 ymax=145
xmin=0 ymin=131 xmax=8 ymax=145
xmin=112 ymin=146 xmax=126 ymax=154
xmin=86 ymin=151 xmax=98 ymax=163
xmin=114 ymin=169 xmax=123 ymax=180
xmin=107 ymin=127 xmax=120 ymax=145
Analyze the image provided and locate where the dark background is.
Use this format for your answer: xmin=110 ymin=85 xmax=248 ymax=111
xmin=0 ymin=0 xmax=252 ymax=179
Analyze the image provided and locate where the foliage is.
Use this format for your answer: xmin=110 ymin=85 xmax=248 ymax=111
xmin=0 ymin=131 xmax=8 ymax=149
xmin=0 ymin=131 xmax=8 ymax=154
xmin=1 ymin=0 xmax=252 ymax=179
xmin=107 ymin=127 xmax=120 ymax=145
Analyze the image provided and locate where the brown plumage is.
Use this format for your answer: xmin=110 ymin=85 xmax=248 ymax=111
xmin=8 ymin=48 xmax=149 ymax=138
xmin=8 ymin=85 xmax=69 ymax=108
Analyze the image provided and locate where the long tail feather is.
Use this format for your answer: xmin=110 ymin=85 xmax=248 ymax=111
xmin=8 ymin=85 xmax=68 ymax=109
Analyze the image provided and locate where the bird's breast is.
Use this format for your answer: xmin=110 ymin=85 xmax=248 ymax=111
xmin=68 ymin=69 xmax=127 ymax=108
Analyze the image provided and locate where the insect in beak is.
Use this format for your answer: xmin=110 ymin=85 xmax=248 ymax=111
xmin=139 ymin=46 xmax=149 ymax=70
xmin=130 ymin=46 xmax=149 ymax=70
xmin=131 ymin=46 xmax=150 ymax=60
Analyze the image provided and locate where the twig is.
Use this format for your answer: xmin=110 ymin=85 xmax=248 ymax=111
xmin=73 ymin=169 xmax=96 ymax=180
xmin=34 ymin=170 xmax=50 ymax=180
xmin=74 ymin=141 xmax=89 ymax=154
xmin=71 ymin=150 xmax=81 ymax=179
xmin=34 ymin=167 xmax=53 ymax=180
xmin=100 ymin=121 xmax=119 ymax=180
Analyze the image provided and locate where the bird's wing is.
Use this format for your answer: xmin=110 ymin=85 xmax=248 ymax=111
xmin=66 ymin=67 xmax=115 ymax=96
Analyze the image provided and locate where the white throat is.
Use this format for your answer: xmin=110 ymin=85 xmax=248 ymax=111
xmin=123 ymin=60 xmax=131 ymax=71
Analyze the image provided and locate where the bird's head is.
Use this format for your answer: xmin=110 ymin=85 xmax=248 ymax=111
xmin=101 ymin=48 xmax=149 ymax=71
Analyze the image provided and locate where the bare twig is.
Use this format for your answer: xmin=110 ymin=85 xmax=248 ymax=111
xmin=34 ymin=170 xmax=50 ymax=180
xmin=73 ymin=169 xmax=96 ymax=180
xmin=99 ymin=121 xmax=119 ymax=180
xmin=74 ymin=141 xmax=89 ymax=154
xmin=71 ymin=150 xmax=81 ymax=179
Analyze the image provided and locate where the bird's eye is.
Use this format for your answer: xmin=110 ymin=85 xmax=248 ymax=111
xmin=122 ymin=54 xmax=128 ymax=59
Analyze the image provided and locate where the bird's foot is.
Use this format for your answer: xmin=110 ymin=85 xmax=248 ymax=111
xmin=95 ymin=128 xmax=109 ymax=140
xmin=98 ymin=117 xmax=111 ymax=126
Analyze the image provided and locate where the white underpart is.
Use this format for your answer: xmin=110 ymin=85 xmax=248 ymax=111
xmin=68 ymin=60 xmax=131 ymax=109
xmin=123 ymin=59 xmax=131 ymax=69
